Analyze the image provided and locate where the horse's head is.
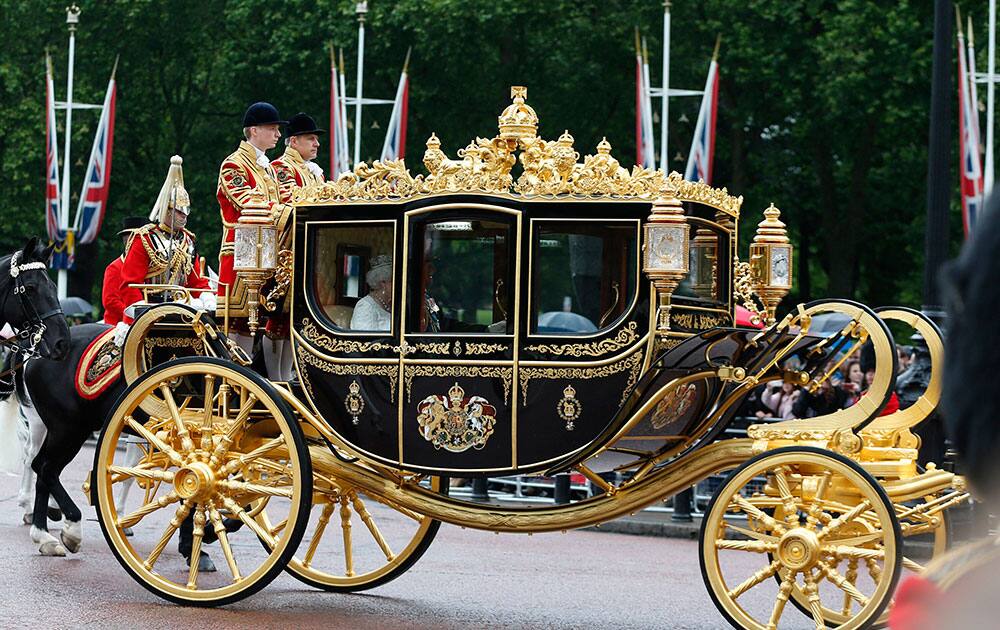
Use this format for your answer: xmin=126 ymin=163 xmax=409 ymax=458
xmin=1 ymin=237 xmax=70 ymax=361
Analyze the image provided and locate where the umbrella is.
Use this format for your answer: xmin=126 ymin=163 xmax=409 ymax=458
xmin=536 ymin=311 xmax=597 ymax=334
xmin=59 ymin=297 xmax=94 ymax=317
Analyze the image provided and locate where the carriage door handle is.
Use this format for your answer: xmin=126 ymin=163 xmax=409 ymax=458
xmin=393 ymin=341 xmax=417 ymax=355
xmin=494 ymin=278 xmax=508 ymax=320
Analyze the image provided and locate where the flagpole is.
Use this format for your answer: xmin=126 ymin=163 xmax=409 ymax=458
xmin=353 ymin=2 xmax=367 ymax=166
xmin=339 ymin=48 xmax=350 ymax=171
xmin=659 ymin=1 xmax=670 ymax=172
xmin=642 ymin=37 xmax=655 ymax=167
xmin=987 ymin=0 xmax=996 ymax=194
xmin=329 ymin=42 xmax=335 ymax=175
xmin=57 ymin=5 xmax=80 ymax=299
xmin=970 ymin=15 xmax=985 ymax=214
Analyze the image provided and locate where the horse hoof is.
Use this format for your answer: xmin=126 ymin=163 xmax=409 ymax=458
xmin=122 ymin=527 xmax=134 ymax=537
xmin=186 ymin=552 xmax=216 ymax=573
xmin=60 ymin=521 xmax=82 ymax=554
xmin=47 ymin=506 xmax=62 ymax=522
xmin=39 ymin=540 xmax=67 ymax=557
xmin=31 ymin=526 xmax=67 ymax=557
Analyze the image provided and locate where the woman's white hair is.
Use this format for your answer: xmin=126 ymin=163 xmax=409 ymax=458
xmin=366 ymin=255 xmax=392 ymax=286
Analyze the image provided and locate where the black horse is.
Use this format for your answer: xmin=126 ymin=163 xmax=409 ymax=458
xmin=0 ymin=238 xmax=71 ymax=551
xmin=17 ymin=273 xmax=235 ymax=566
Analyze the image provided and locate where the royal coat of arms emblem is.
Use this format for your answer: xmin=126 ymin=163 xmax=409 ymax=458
xmin=415 ymin=382 xmax=498 ymax=452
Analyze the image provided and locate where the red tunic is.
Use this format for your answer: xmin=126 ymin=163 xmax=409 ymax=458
xmin=101 ymin=256 xmax=125 ymax=325
xmin=216 ymin=141 xmax=288 ymax=304
xmin=119 ymin=224 xmax=210 ymax=319
xmin=271 ymin=146 xmax=324 ymax=204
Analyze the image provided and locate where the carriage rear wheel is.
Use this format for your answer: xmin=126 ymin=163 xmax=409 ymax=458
xmin=253 ymin=475 xmax=445 ymax=592
xmin=93 ymin=357 xmax=312 ymax=606
xmin=699 ymin=447 xmax=902 ymax=630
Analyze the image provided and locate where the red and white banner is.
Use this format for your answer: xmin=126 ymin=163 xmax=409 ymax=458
xmin=380 ymin=51 xmax=410 ymax=162
xmin=330 ymin=51 xmax=351 ymax=178
xmin=73 ymin=71 xmax=116 ymax=244
xmin=684 ymin=57 xmax=719 ymax=184
xmin=45 ymin=55 xmax=62 ymax=243
xmin=958 ymin=26 xmax=984 ymax=237
xmin=635 ymin=37 xmax=655 ymax=169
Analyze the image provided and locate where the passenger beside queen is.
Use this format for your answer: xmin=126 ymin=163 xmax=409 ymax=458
xmin=350 ymin=255 xmax=392 ymax=332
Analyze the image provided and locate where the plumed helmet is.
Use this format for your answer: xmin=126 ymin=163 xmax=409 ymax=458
xmin=149 ymin=155 xmax=191 ymax=225
xmin=243 ymin=102 xmax=287 ymax=127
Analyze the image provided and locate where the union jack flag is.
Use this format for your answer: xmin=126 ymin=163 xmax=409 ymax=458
xmin=330 ymin=48 xmax=351 ymax=178
xmin=685 ymin=56 xmax=719 ymax=184
xmin=73 ymin=71 xmax=116 ymax=245
xmin=44 ymin=55 xmax=62 ymax=244
xmin=380 ymin=49 xmax=410 ymax=162
xmin=958 ymin=26 xmax=983 ymax=237
xmin=635 ymin=32 xmax=655 ymax=169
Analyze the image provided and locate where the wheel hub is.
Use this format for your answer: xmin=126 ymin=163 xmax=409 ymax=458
xmin=777 ymin=527 xmax=821 ymax=571
xmin=174 ymin=462 xmax=216 ymax=500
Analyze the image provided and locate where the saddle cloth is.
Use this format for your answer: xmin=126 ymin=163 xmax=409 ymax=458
xmin=75 ymin=326 xmax=122 ymax=400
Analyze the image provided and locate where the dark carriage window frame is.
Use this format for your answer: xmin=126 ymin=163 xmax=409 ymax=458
xmin=671 ymin=215 xmax=732 ymax=312
xmin=402 ymin=208 xmax=519 ymax=337
xmin=527 ymin=218 xmax=641 ymax=338
xmin=303 ymin=219 xmax=398 ymax=337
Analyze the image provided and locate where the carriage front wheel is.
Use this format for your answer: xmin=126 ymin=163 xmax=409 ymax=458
xmin=93 ymin=357 xmax=313 ymax=606
xmin=699 ymin=446 xmax=902 ymax=630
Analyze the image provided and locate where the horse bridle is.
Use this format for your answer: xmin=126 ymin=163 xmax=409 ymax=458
xmin=0 ymin=250 xmax=64 ymax=360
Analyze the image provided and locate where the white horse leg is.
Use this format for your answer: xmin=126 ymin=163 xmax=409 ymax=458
xmin=60 ymin=519 xmax=82 ymax=554
xmin=115 ymin=441 xmax=142 ymax=536
xmin=17 ymin=404 xmax=46 ymax=525
xmin=30 ymin=525 xmax=66 ymax=557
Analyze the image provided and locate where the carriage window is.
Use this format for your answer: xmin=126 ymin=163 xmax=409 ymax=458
xmin=310 ymin=223 xmax=395 ymax=332
xmin=411 ymin=219 xmax=511 ymax=334
xmin=531 ymin=222 xmax=637 ymax=334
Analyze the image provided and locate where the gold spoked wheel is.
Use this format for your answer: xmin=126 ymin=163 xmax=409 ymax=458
xmin=93 ymin=357 xmax=312 ymax=606
xmin=254 ymin=475 xmax=445 ymax=591
xmin=699 ymin=447 xmax=901 ymax=630
xmin=777 ymin=495 xmax=950 ymax=629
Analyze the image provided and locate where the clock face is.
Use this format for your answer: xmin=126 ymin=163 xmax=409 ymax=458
xmin=647 ymin=226 xmax=686 ymax=271
xmin=771 ymin=247 xmax=790 ymax=287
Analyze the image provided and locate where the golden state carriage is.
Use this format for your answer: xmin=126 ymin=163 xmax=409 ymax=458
xmin=86 ymin=88 xmax=966 ymax=628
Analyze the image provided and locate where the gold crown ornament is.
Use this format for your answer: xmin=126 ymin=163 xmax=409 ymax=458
xmin=498 ymin=86 xmax=539 ymax=144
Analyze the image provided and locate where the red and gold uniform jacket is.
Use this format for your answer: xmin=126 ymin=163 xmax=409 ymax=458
xmin=119 ymin=223 xmax=210 ymax=316
xmin=101 ymin=256 xmax=125 ymax=325
xmin=216 ymin=141 xmax=290 ymax=311
xmin=271 ymin=146 xmax=325 ymax=204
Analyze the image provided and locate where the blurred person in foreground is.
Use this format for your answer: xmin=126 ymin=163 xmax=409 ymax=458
xmin=888 ymin=195 xmax=1000 ymax=629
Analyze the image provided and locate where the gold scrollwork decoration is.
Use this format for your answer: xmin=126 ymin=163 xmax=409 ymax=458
xmin=670 ymin=311 xmax=729 ymax=331
xmin=297 ymin=347 xmax=398 ymax=402
xmin=525 ymin=322 xmax=639 ymax=357
xmin=404 ymin=365 xmax=513 ymax=405
xmin=733 ymin=257 xmax=767 ymax=326
xmin=299 ymin=318 xmax=393 ymax=354
xmin=292 ymin=86 xmax=744 ymax=214
xmin=142 ymin=336 xmax=204 ymax=367
xmin=345 ymin=380 xmax=365 ymax=425
xmin=414 ymin=341 xmax=451 ymax=355
xmin=519 ymin=350 xmax=643 ymax=406
xmin=556 ymin=384 xmax=582 ymax=431
xmin=464 ymin=342 xmax=508 ymax=356
xmin=262 ymin=249 xmax=293 ymax=311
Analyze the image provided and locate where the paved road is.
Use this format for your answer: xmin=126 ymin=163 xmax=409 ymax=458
xmin=0 ymin=443 xmax=815 ymax=630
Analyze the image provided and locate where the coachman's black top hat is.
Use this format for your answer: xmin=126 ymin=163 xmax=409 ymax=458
xmin=117 ymin=216 xmax=149 ymax=236
xmin=242 ymin=102 xmax=287 ymax=127
xmin=286 ymin=112 xmax=326 ymax=136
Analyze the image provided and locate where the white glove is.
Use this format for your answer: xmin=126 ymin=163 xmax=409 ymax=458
xmin=0 ymin=323 xmax=14 ymax=340
xmin=113 ymin=322 xmax=130 ymax=347
xmin=199 ymin=291 xmax=217 ymax=311
xmin=188 ymin=297 xmax=204 ymax=310
xmin=487 ymin=320 xmax=507 ymax=333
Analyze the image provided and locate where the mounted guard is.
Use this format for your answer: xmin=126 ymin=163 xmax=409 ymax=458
xmin=101 ymin=216 xmax=148 ymax=325
xmin=117 ymin=155 xmax=214 ymax=342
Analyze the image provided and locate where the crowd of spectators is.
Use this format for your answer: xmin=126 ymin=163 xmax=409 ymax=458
xmin=741 ymin=344 xmax=915 ymax=421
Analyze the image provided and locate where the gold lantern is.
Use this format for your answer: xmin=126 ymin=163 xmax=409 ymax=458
xmin=233 ymin=193 xmax=278 ymax=335
xmin=643 ymin=196 xmax=690 ymax=332
xmin=749 ymin=203 xmax=793 ymax=326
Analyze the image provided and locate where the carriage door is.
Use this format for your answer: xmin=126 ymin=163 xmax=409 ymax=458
xmin=396 ymin=204 xmax=520 ymax=472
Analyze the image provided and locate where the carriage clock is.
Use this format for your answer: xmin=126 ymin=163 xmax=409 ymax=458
xmin=233 ymin=193 xmax=279 ymax=334
xmin=749 ymin=203 xmax=792 ymax=325
xmin=643 ymin=196 xmax=690 ymax=332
